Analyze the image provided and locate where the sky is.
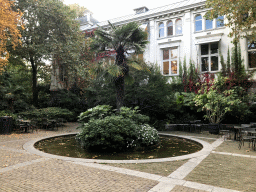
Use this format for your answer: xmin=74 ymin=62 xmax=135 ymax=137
xmin=63 ymin=0 xmax=180 ymax=22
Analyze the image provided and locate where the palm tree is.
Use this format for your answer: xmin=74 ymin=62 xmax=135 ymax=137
xmin=91 ymin=21 xmax=148 ymax=111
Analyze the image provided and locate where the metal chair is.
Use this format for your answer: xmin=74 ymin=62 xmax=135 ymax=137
xmin=238 ymin=128 xmax=256 ymax=149
xmin=219 ymin=124 xmax=232 ymax=140
xmin=29 ymin=119 xmax=39 ymax=133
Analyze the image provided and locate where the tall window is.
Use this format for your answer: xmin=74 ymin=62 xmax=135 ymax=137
xmin=163 ymin=48 xmax=178 ymax=75
xmin=217 ymin=16 xmax=224 ymax=28
xmin=167 ymin=21 xmax=173 ymax=36
xmin=175 ymin=19 xmax=182 ymax=35
xmin=159 ymin=23 xmax=164 ymax=38
xmin=248 ymin=41 xmax=256 ymax=68
xmin=201 ymin=43 xmax=219 ymax=72
xmin=195 ymin=15 xmax=202 ymax=31
xmin=205 ymin=19 xmax=213 ymax=30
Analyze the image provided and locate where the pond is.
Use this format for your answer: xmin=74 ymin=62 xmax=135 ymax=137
xmin=34 ymin=135 xmax=202 ymax=160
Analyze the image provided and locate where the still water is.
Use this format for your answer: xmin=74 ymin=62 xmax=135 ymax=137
xmin=35 ymin=135 xmax=202 ymax=160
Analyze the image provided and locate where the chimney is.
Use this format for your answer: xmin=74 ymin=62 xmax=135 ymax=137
xmin=134 ymin=6 xmax=149 ymax=14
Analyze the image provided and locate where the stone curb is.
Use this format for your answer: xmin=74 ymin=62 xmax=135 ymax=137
xmin=23 ymin=133 xmax=213 ymax=164
xmin=212 ymin=151 xmax=256 ymax=158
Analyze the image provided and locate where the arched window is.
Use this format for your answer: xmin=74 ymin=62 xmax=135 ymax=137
xmin=167 ymin=21 xmax=173 ymax=36
xmin=175 ymin=19 xmax=182 ymax=35
xmin=205 ymin=19 xmax=213 ymax=30
xmin=159 ymin=23 xmax=164 ymax=38
xmin=195 ymin=15 xmax=202 ymax=31
xmin=217 ymin=16 xmax=224 ymax=28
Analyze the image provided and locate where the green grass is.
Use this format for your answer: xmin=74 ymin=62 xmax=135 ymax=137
xmin=185 ymin=153 xmax=256 ymax=192
xmin=105 ymin=160 xmax=188 ymax=177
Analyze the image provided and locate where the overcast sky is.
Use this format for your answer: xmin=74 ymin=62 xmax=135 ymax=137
xmin=63 ymin=0 xmax=179 ymax=22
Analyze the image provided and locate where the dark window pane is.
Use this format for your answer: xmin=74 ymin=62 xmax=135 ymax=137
xmin=167 ymin=21 xmax=173 ymax=36
xmin=211 ymin=43 xmax=218 ymax=54
xmin=249 ymin=51 xmax=256 ymax=68
xmin=206 ymin=20 xmax=213 ymax=30
xmin=163 ymin=49 xmax=169 ymax=60
xmin=201 ymin=44 xmax=209 ymax=55
xmin=211 ymin=56 xmax=218 ymax=71
xmin=163 ymin=61 xmax=169 ymax=75
xmin=201 ymin=57 xmax=208 ymax=71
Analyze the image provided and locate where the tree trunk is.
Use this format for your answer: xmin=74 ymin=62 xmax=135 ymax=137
xmin=115 ymin=75 xmax=124 ymax=111
xmin=30 ymin=56 xmax=38 ymax=107
xmin=115 ymin=45 xmax=129 ymax=111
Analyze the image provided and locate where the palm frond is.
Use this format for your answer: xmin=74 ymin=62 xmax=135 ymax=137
xmin=108 ymin=21 xmax=116 ymax=31
xmin=107 ymin=63 xmax=123 ymax=77
xmin=128 ymin=60 xmax=143 ymax=70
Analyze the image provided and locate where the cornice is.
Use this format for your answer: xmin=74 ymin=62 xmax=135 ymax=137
xmin=84 ymin=1 xmax=207 ymax=30
xmin=195 ymin=33 xmax=224 ymax=39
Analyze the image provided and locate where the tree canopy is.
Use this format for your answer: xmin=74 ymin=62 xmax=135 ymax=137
xmin=205 ymin=0 xmax=256 ymax=41
xmin=12 ymin=0 xmax=84 ymax=106
xmin=91 ymin=21 xmax=148 ymax=110
xmin=0 ymin=0 xmax=23 ymax=71
xmin=68 ymin=3 xmax=87 ymax=18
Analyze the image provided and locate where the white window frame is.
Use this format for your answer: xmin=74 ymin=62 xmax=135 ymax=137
xmin=162 ymin=47 xmax=179 ymax=76
xmin=175 ymin=18 xmax=182 ymax=35
xmin=248 ymin=41 xmax=256 ymax=69
xmin=159 ymin=22 xmax=164 ymax=38
xmin=195 ymin=14 xmax=202 ymax=32
xmin=167 ymin=20 xmax=173 ymax=36
xmin=200 ymin=42 xmax=219 ymax=72
xmin=205 ymin=19 xmax=213 ymax=30
xmin=216 ymin=16 xmax=224 ymax=28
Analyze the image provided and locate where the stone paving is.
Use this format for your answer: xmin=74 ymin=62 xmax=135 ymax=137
xmin=0 ymin=122 xmax=252 ymax=192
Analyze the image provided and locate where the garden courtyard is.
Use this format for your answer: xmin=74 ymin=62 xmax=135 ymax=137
xmin=0 ymin=122 xmax=255 ymax=192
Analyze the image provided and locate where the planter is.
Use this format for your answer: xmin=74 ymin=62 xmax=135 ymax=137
xmin=0 ymin=116 xmax=13 ymax=134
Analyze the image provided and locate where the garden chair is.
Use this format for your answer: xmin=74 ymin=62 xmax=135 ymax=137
xmin=57 ymin=118 xmax=65 ymax=130
xmin=238 ymin=128 xmax=256 ymax=149
xmin=219 ymin=124 xmax=231 ymax=140
xmin=29 ymin=119 xmax=39 ymax=133
xmin=14 ymin=121 xmax=29 ymax=133
xmin=41 ymin=118 xmax=52 ymax=130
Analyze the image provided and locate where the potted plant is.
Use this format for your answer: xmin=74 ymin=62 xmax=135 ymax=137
xmin=193 ymin=82 xmax=242 ymax=134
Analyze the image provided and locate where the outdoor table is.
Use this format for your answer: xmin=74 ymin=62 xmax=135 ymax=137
xmin=247 ymin=131 xmax=256 ymax=136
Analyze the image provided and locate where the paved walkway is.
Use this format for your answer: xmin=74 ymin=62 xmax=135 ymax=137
xmin=0 ymin=123 xmax=252 ymax=191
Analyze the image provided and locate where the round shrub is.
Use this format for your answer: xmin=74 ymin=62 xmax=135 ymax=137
xmin=76 ymin=105 xmax=159 ymax=152
xmin=77 ymin=115 xmax=139 ymax=151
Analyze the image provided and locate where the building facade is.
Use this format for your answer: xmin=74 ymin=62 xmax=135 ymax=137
xmin=50 ymin=0 xmax=256 ymax=90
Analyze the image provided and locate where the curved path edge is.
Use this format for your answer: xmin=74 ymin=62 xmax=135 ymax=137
xmin=23 ymin=132 xmax=213 ymax=164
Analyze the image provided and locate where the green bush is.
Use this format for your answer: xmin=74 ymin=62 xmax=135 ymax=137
xmin=19 ymin=107 xmax=74 ymax=121
xmin=78 ymin=105 xmax=112 ymax=123
xmin=0 ymin=110 xmax=18 ymax=120
xmin=76 ymin=105 xmax=159 ymax=151
xmin=118 ymin=106 xmax=150 ymax=125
